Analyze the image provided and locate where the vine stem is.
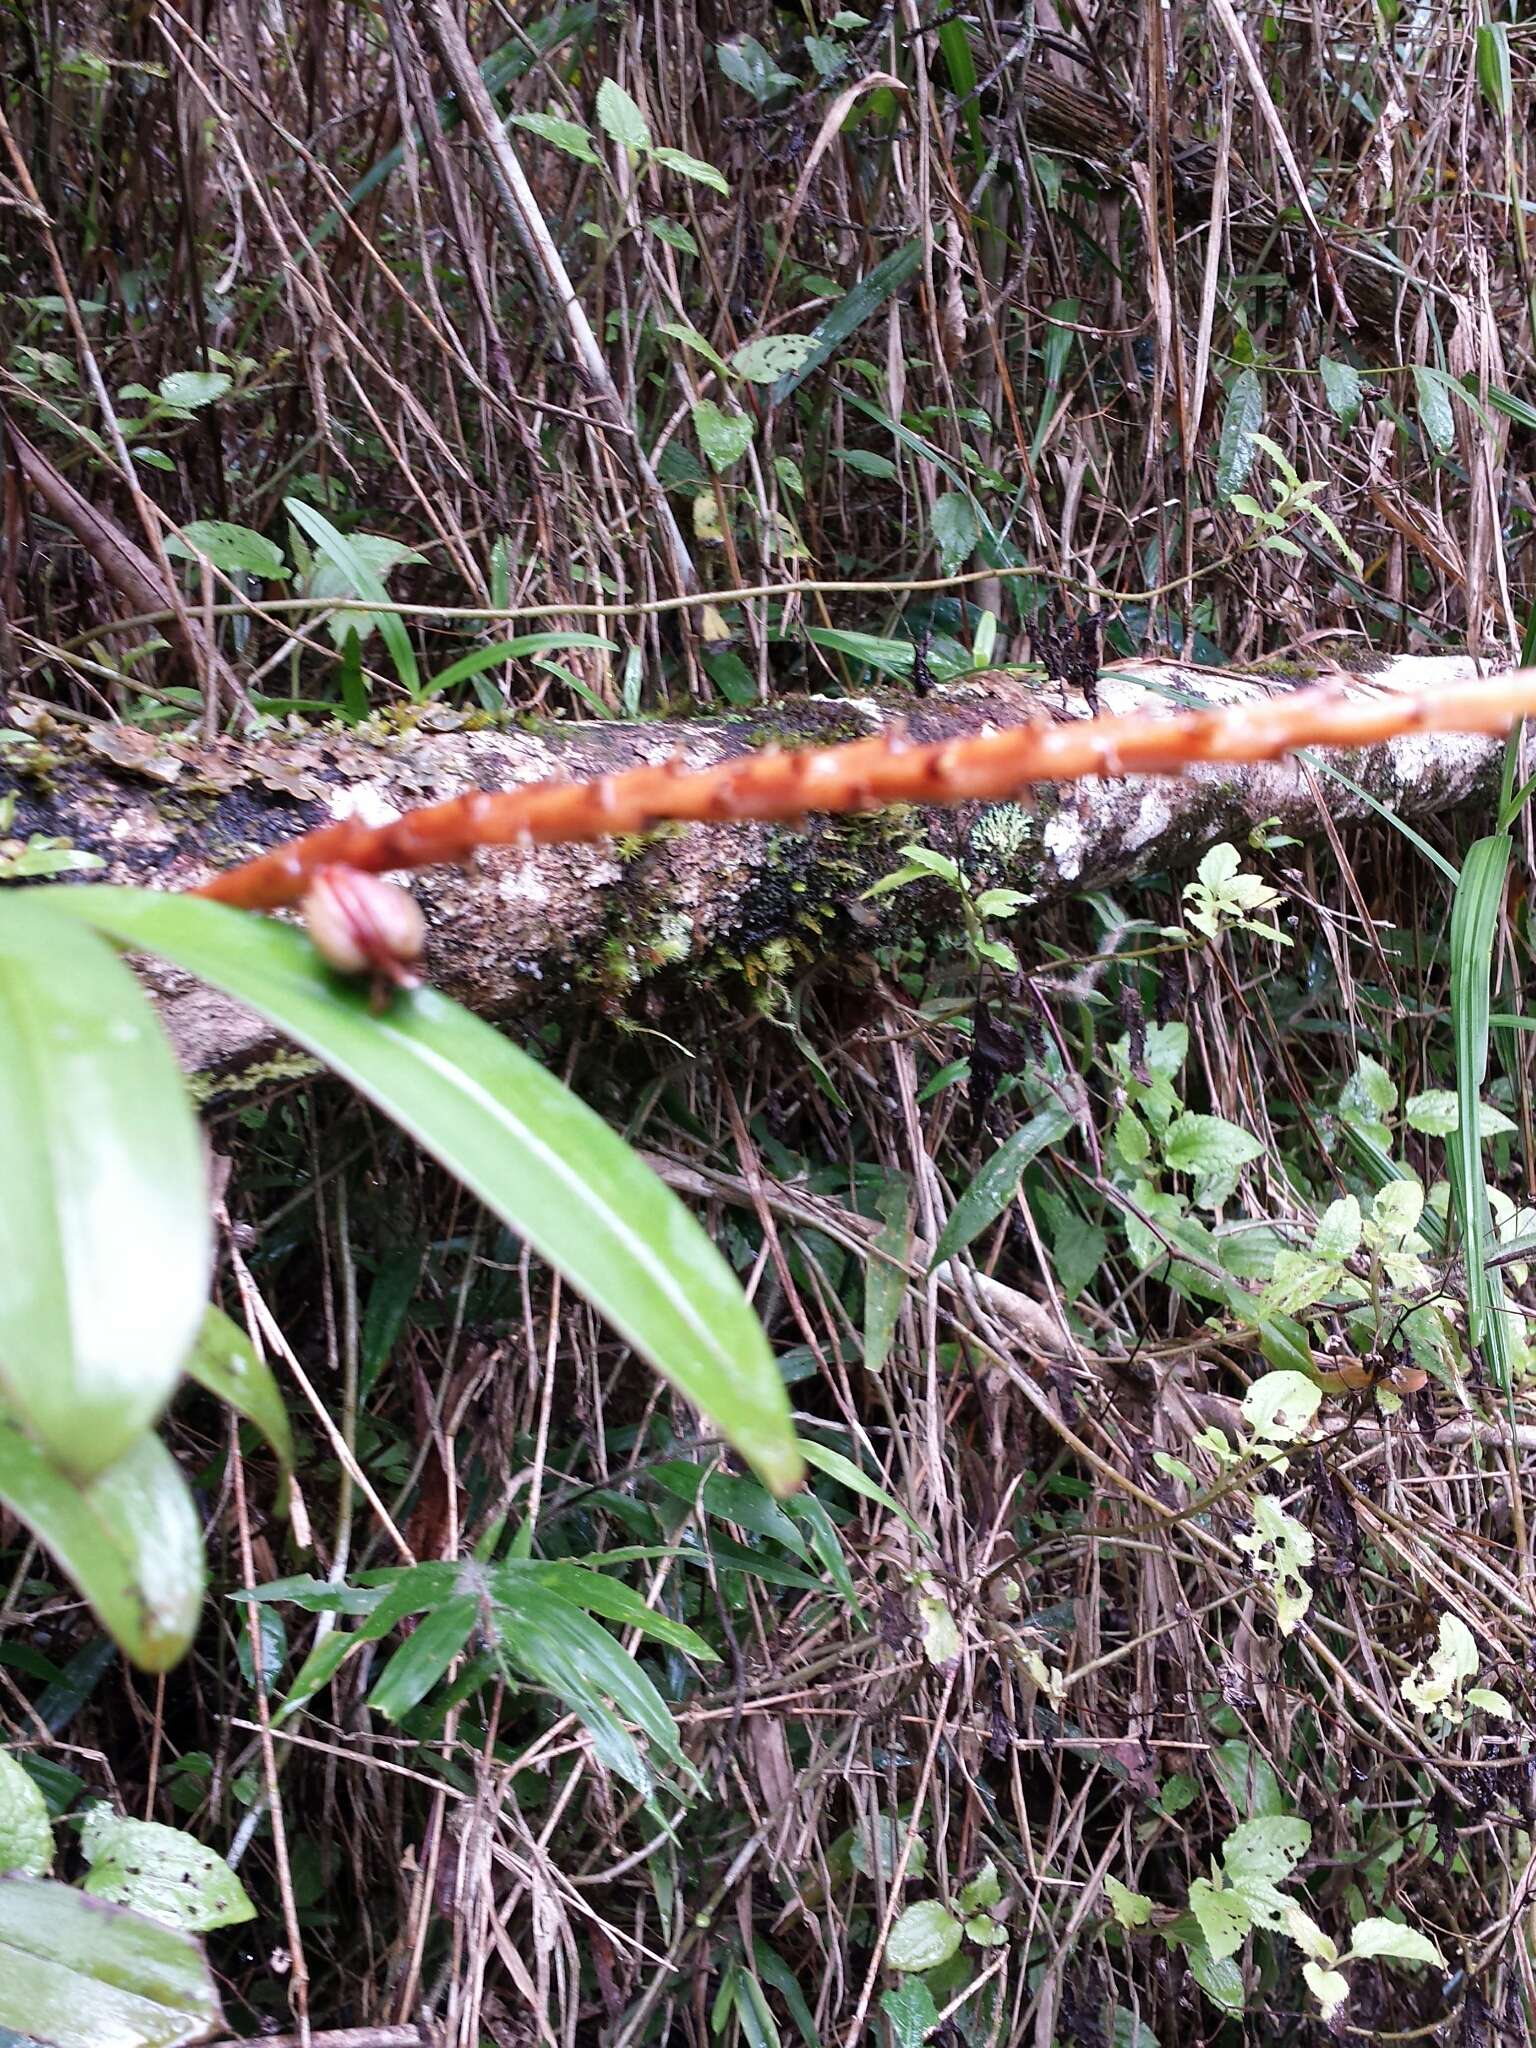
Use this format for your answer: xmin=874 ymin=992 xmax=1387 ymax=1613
xmin=195 ymin=668 xmax=1535 ymax=912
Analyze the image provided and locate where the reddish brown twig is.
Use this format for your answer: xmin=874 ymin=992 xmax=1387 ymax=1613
xmin=195 ymin=670 xmax=1536 ymax=912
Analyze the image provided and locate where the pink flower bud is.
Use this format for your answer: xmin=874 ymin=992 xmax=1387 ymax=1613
xmin=303 ymin=865 xmax=426 ymax=996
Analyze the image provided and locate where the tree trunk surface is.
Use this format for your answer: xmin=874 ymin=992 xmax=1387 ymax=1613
xmin=1 ymin=652 xmax=1500 ymax=1078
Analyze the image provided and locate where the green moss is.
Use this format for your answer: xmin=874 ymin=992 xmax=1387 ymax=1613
xmin=1249 ymin=639 xmax=1388 ymax=682
xmin=189 ymin=1048 xmax=323 ymax=1105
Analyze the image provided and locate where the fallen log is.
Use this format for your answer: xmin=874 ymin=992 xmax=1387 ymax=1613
xmin=0 ymin=651 xmax=1509 ymax=1077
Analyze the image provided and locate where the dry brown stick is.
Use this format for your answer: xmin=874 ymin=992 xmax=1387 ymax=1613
xmin=404 ymin=0 xmax=695 ymax=597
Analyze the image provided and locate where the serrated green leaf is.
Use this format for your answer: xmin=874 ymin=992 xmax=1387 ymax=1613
xmin=0 ymin=899 xmax=209 ymax=1477
xmin=0 ymin=1756 xmax=51 ymax=1878
xmin=652 ymin=146 xmax=728 ymax=194
xmin=1240 ymin=1371 xmax=1321 ymax=1445
xmin=716 ymin=35 xmax=797 ymax=101
xmin=595 ymin=78 xmax=651 ymax=153
xmin=508 ymin=110 xmax=600 ymax=165
xmin=1189 ymin=1878 xmax=1252 ymax=1961
xmin=157 ymin=370 xmax=229 ymax=412
xmin=731 ymin=335 xmax=818 ymax=384
xmin=692 ymin=398 xmax=754 ymax=472
xmin=886 ymin=1899 xmax=963 ymax=1972
xmin=880 ymin=1978 xmax=938 ymax=2048
xmin=78 ymin=1808 xmax=254 ymax=1933
xmin=1221 ymin=1815 xmax=1311 ymax=1886
xmin=931 ymin=491 xmax=979 ymax=570
xmin=1345 ymin=1917 xmax=1444 ymax=1967
xmin=1105 ymin=1875 xmax=1152 ymax=1928
xmin=1186 ymin=1936 xmax=1246 ymax=2013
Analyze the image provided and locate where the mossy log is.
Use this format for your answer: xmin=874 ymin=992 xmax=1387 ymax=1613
xmin=0 ymin=653 xmax=1503 ymax=1078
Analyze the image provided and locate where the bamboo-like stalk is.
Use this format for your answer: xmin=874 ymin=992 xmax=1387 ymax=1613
xmin=195 ymin=668 xmax=1536 ymax=912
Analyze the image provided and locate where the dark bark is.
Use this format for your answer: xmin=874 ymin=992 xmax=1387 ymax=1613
xmin=0 ymin=654 xmax=1498 ymax=1077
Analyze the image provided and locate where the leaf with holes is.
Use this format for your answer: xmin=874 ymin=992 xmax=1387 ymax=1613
xmin=79 ymin=1808 xmax=254 ymax=1934
xmin=692 ymin=399 xmax=754 ymax=473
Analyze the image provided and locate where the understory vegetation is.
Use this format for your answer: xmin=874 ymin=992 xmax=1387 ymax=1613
xmin=5 ymin=1 xmax=1536 ymax=2044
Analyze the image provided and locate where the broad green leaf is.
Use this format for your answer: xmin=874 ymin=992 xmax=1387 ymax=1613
xmin=42 ymin=892 xmax=801 ymax=1494
xmin=659 ymin=322 xmax=730 ymax=374
xmin=692 ymin=398 xmax=754 ymax=472
xmin=716 ymin=35 xmax=797 ymax=101
xmin=1189 ymin=1878 xmax=1251 ymax=1961
xmin=838 ymin=449 xmax=898 ymax=480
xmin=1319 ymin=356 xmax=1362 ymax=429
xmin=1413 ymin=364 xmax=1457 ymax=453
xmin=1105 ymin=1876 xmax=1151 ymax=1928
xmin=1163 ymin=1115 xmax=1262 ymax=1187
xmin=731 ymin=336 xmax=817 ymax=383
xmin=1216 ymin=368 xmax=1264 ymax=501
xmin=931 ymin=1105 xmax=1074 ymax=1266
xmin=886 ymin=1900 xmax=964 ymax=1973
xmin=157 ymin=370 xmax=229 ymax=412
xmin=0 ymin=1421 xmax=204 ymax=1671
xmin=1241 ymin=1371 xmax=1320 ymax=1445
xmin=183 ymin=1307 xmax=294 ymax=1487
xmin=285 ymin=498 xmax=420 ymax=695
xmin=652 ymin=146 xmax=729 ymax=194
xmin=1477 ymin=24 xmax=1513 ymax=118
xmin=1258 ymin=1249 xmax=1339 ymax=1320
xmin=1221 ymin=1815 xmax=1311 ymax=1886
xmin=770 ymin=240 xmax=923 ymax=403
xmin=880 ymin=1979 xmax=938 ymax=2048
xmin=931 ymin=491 xmax=979 ymax=570
xmin=508 ymin=110 xmax=600 ymax=165
xmin=1185 ymin=1937 xmax=1245 ymax=2014
xmin=1210 ymin=1738 xmax=1286 ymax=1820
xmin=1345 ymin=1917 xmax=1444 ymax=1967
xmin=0 ymin=899 xmax=209 ymax=1477
xmin=1404 ymin=1088 xmax=1514 ymax=1139
xmin=1303 ymin=1962 xmax=1351 ymax=2020
xmin=809 ymin=627 xmax=916 ymax=679
xmin=0 ymin=1878 xmax=223 ymax=2047
xmin=78 ymin=1807 xmax=254 ymax=1933
xmin=164 ymin=521 xmax=288 ymax=580
xmin=0 ymin=1755 xmax=51 ymax=1878
xmin=650 ymin=1461 xmax=810 ymax=1559
xmin=1312 ymin=1196 xmax=1362 ymax=1260
xmin=595 ymin=78 xmax=651 ymax=153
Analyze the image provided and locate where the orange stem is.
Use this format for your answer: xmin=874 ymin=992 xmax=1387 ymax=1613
xmin=195 ymin=670 xmax=1536 ymax=912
